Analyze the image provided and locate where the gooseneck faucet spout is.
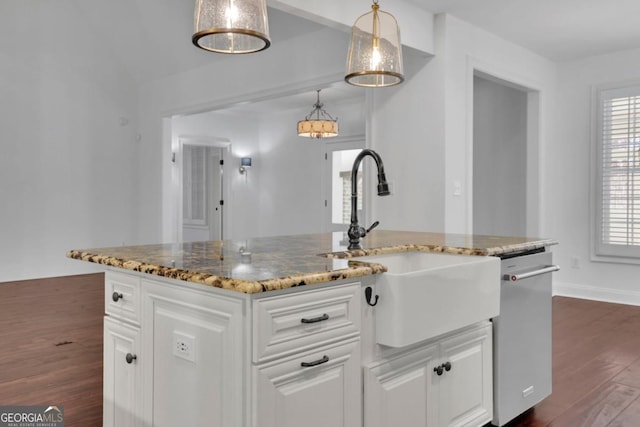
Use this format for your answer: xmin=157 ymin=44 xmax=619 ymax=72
xmin=347 ymin=149 xmax=390 ymax=250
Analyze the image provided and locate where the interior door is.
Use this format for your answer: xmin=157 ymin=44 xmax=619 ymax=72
xmin=207 ymin=148 xmax=223 ymax=241
xmin=182 ymin=144 xmax=224 ymax=242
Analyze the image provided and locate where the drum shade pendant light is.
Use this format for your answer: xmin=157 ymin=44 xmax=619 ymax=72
xmin=297 ymin=90 xmax=339 ymax=139
xmin=345 ymin=0 xmax=404 ymax=87
xmin=192 ymin=0 xmax=271 ymax=54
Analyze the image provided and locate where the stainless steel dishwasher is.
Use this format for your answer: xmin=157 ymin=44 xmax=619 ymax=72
xmin=492 ymin=250 xmax=559 ymax=426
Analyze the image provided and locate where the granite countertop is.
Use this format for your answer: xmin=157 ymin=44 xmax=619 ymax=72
xmin=67 ymin=230 xmax=557 ymax=294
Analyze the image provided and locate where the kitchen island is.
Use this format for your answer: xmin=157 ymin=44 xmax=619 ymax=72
xmin=67 ymin=230 xmax=557 ymax=427
xmin=67 ymin=230 xmax=556 ymax=294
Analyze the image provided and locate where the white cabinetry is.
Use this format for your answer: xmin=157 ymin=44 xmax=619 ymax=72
xmin=364 ymin=321 xmax=493 ymax=427
xmin=103 ymin=272 xmax=143 ymax=427
xmin=252 ymin=282 xmax=362 ymax=427
xmin=141 ymin=278 xmax=245 ymax=427
xmin=103 ymin=268 xmax=491 ymax=427
xmin=254 ymin=337 xmax=360 ymax=427
xmin=103 ymin=270 xmax=362 ymax=427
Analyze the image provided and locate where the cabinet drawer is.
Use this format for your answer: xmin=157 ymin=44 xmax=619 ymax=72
xmin=253 ymin=283 xmax=361 ymax=363
xmin=105 ymin=271 xmax=141 ymax=325
xmin=253 ymin=337 xmax=361 ymax=427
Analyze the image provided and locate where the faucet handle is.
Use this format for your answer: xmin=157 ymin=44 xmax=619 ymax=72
xmin=348 ymin=221 xmax=379 ymax=250
xmin=366 ymin=221 xmax=380 ymax=234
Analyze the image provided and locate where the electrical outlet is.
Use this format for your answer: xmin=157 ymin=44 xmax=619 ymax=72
xmin=173 ymin=331 xmax=196 ymax=362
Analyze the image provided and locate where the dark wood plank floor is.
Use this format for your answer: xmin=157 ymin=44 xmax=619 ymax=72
xmin=0 ymin=273 xmax=104 ymax=427
xmin=508 ymin=296 xmax=640 ymax=427
xmin=2 ymin=275 xmax=640 ymax=427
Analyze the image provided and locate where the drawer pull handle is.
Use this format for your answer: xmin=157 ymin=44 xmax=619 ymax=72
xmin=301 ymin=313 xmax=329 ymax=324
xmin=125 ymin=353 xmax=137 ymax=364
xmin=301 ymin=355 xmax=329 ymax=367
xmin=112 ymin=292 xmax=123 ymax=302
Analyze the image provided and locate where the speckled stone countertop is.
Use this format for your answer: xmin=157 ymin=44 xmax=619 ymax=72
xmin=67 ymin=230 xmax=557 ymax=294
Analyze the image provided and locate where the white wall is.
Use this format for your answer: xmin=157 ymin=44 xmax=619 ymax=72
xmin=436 ymin=15 xmax=557 ymax=235
xmin=171 ymin=111 xmax=261 ymax=241
xmin=257 ymin=98 xmax=366 ymax=237
xmin=369 ymin=50 xmax=445 ymax=232
xmin=0 ymin=2 xmax=139 ymax=282
xmin=550 ymin=48 xmax=640 ymax=304
xmin=473 ymin=76 xmax=527 ymax=237
xmin=171 ymin=96 xmax=366 ymax=240
xmin=171 ymin=112 xmax=261 ymax=240
xmin=136 ymin=27 xmax=354 ymax=245
xmin=371 ymin=14 xmax=556 ymax=236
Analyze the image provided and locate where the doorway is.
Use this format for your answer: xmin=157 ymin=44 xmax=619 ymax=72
xmin=177 ymin=136 xmax=229 ymax=243
xmin=472 ymin=73 xmax=538 ymax=237
xmin=325 ymin=138 xmax=366 ymax=233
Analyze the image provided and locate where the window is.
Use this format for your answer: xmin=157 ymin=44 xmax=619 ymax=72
xmin=595 ymin=85 xmax=640 ymax=260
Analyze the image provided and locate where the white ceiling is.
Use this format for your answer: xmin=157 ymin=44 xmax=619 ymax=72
xmin=72 ymin=0 xmax=640 ymax=115
xmin=74 ymin=0 xmax=640 ymax=82
xmin=407 ymin=0 xmax=640 ymax=61
xmin=251 ymin=0 xmax=640 ymax=114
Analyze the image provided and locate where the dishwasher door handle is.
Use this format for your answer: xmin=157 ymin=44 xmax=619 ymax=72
xmin=504 ymin=265 xmax=560 ymax=282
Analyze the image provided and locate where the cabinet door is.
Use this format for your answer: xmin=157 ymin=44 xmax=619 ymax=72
xmin=142 ymin=281 xmax=245 ymax=427
xmin=364 ymin=342 xmax=440 ymax=427
xmin=254 ymin=337 xmax=361 ymax=427
xmin=103 ymin=317 xmax=142 ymax=427
xmin=439 ymin=323 xmax=493 ymax=427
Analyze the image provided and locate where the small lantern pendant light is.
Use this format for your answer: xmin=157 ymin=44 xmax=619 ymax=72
xmin=192 ymin=0 xmax=271 ymax=54
xmin=297 ymin=90 xmax=339 ymax=139
xmin=345 ymin=0 xmax=404 ymax=87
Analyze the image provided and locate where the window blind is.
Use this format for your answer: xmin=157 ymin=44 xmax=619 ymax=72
xmin=183 ymin=145 xmax=207 ymax=225
xmin=597 ymin=87 xmax=640 ymax=258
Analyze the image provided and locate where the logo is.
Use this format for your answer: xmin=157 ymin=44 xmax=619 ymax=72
xmin=0 ymin=406 xmax=64 ymax=427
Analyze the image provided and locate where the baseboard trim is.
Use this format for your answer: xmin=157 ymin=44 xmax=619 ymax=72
xmin=554 ymin=281 xmax=640 ymax=306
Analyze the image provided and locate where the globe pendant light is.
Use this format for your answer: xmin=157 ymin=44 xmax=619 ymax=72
xmin=345 ymin=0 xmax=404 ymax=87
xmin=297 ymin=90 xmax=339 ymax=139
xmin=193 ymin=0 xmax=271 ymax=54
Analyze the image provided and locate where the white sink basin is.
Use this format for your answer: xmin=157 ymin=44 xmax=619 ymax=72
xmin=356 ymin=252 xmax=500 ymax=347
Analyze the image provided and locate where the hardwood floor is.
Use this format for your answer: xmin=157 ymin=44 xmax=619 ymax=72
xmin=2 ymin=275 xmax=640 ymax=427
xmin=507 ymin=297 xmax=640 ymax=427
xmin=0 ymin=273 xmax=104 ymax=427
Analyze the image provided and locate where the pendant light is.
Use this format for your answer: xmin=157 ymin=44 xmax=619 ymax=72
xmin=345 ymin=0 xmax=404 ymax=87
xmin=297 ymin=90 xmax=339 ymax=139
xmin=192 ymin=0 xmax=271 ymax=54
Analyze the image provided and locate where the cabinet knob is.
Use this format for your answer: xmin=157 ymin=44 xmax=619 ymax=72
xmin=112 ymin=292 xmax=123 ymax=302
xmin=126 ymin=353 xmax=137 ymax=364
xmin=433 ymin=365 xmax=444 ymax=376
xmin=443 ymin=361 xmax=452 ymax=372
